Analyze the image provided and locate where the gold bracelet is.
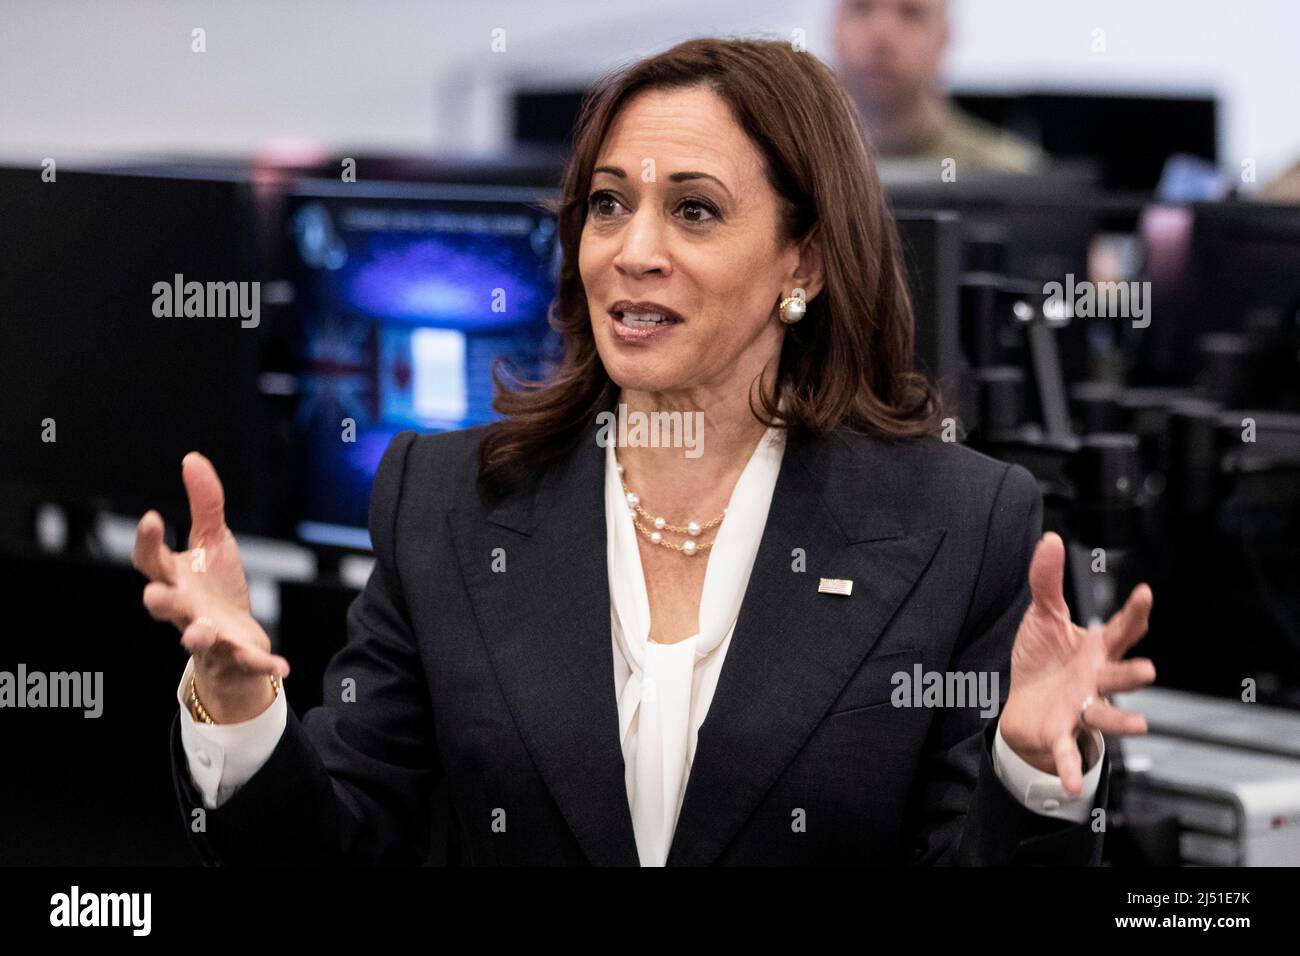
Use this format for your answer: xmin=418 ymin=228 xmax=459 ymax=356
xmin=188 ymin=672 xmax=281 ymax=725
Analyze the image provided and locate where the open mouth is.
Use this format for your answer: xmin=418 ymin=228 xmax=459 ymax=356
xmin=613 ymin=310 xmax=681 ymax=328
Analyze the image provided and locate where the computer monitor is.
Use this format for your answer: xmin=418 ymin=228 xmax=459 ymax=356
xmin=0 ymin=165 xmax=274 ymax=540
xmin=283 ymin=180 xmax=562 ymax=548
xmin=513 ymin=89 xmax=585 ymax=148
xmin=952 ymin=90 xmax=1218 ymax=191
xmin=1186 ymin=200 xmax=1300 ymax=324
xmin=881 ymin=166 xmax=1147 ymax=281
xmin=1133 ymin=200 xmax=1300 ymax=393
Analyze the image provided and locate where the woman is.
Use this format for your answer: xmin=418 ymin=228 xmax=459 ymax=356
xmin=132 ymin=37 xmax=1156 ymax=866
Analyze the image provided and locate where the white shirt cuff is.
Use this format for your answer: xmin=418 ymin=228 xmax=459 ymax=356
xmin=176 ymin=656 xmax=288 ymax=810
xmin=991 ymin=719 xmax=1104 ymax=823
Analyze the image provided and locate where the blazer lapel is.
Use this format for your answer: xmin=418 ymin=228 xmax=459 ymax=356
xmin=449 ymin=418 xmax=639 ymax=866
xmin=664 ymin=430 xmax=945 ymax=865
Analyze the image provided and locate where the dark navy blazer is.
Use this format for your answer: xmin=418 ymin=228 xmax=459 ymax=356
xmin=171 ymin=413 xmax=1109 ymax=865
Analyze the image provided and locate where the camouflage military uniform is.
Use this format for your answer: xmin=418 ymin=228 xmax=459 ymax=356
xmin=879 ymin=101 xmax=1048 ymax=174
xmin=1259 ymin=161 xmax=1300 ymax=201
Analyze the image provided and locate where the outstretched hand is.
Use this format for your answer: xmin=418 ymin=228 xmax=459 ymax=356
xmin=132 ymin=452 xmax=289 ymax=723
xmin=998 ymin=532 xmax=1156 ymax=795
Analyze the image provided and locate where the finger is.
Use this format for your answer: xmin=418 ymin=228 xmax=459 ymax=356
xmin=1098 ymin=657 xmax=1157 ymax=695
xmin=132 ymin=511 xmax=176 ymax=585
xmin=182 ymin=451 xmax=228 ymax=546
xmin=230 ymin=640 xmax=292 ymax=680
xmin=143 ymin=581 xmax=192 ymax=628
xmin=1104 ymin=583 xmax=1153 ymax=657
xmin=180 ymin=616 xmax=221 ymax=655
xmin=1053 ymin=730 xmax=1084 ymax=795
xmin=1028 ymin=531 xmax=1069 ymax=617
xmin=1082 ymin=699 xmax=1148 ymax=736
xmin=183 ymin=618 xmax=290 ymax=679
xmin=270 ymin=654 xmax=291 ymax=680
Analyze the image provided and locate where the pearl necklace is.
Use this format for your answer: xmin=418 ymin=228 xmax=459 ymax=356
xmin=615 ymin=456 xmax=727 ymax=556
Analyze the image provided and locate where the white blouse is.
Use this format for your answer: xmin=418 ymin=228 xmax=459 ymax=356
xmin=605 ymin=422 xmax=788 ymax=867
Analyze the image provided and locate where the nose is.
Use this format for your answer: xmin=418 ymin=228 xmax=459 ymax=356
xmin=866 ymin=9 xmax=902 ymax=48
xmin=612 ymin=207 xmax=672 ymax=278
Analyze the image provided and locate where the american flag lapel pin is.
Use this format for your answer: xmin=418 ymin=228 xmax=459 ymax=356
xmin=818 ymin=577 xmax=853 ymax=596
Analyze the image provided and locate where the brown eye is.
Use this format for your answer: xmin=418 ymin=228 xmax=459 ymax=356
xmin=588 ymin=191 xmax=623 ymax=218
xmin=679 ymin=199 xmax=719 ymax=224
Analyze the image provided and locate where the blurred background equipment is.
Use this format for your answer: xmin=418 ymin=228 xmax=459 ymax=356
xmin=1112 ymin=688 xmax=1300 ymax=866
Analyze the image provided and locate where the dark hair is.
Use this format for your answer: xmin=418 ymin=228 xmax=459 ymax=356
xmin=477 ymin=36 xmax=942 ymax=497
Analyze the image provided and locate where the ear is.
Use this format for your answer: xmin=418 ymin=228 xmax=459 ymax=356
xmin=790 ymin=225 xmax=825 ymax=303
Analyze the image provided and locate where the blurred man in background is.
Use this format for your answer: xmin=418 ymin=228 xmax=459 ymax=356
xmin=833 ymin=0 xmax=1047 ymax=173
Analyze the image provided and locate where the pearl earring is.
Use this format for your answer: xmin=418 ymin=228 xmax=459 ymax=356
xmin=778 ymin=291 xmax=806 ymax=325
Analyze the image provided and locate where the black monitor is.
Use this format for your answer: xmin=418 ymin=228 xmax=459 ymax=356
xmin=1186 ymin=200 xmax=1300 ymax=325
xmin=881 ymin=166 xmax=1146 ymax=282
xmin=0 ymin=165 xmax=277 ymax=540
xmin=513 ymin=89 xmax=586 ymax=148
xmin=953 ymin=90 xmax=1218 ymax=191
xmin=1133 ymin=200 xmax=1300 ymax=395
xmin=281 ymin=179 xmax=562 ymax=549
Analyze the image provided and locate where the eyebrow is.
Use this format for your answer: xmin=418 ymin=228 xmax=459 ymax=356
xmin=591 ymin=165 xmax=733 ymax=200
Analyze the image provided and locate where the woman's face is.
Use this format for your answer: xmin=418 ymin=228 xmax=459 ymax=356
xmin=579 ymin=85 xmax=821 ymax=404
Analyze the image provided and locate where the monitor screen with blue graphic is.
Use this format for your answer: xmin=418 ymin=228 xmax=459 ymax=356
xmin=286 ymin=180 xmax=561 ymax=548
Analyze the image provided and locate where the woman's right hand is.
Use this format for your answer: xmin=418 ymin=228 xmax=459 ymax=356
xmin=132 ymin=451 xmax=291 ymax=724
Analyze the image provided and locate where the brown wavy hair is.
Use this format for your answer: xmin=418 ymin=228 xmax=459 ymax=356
xmin=476 ymin=36 xmax=942 ymax=498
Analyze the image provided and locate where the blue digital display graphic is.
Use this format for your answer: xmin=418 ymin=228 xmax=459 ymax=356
xmin=288 ymin=186 xmax=561 ymax=545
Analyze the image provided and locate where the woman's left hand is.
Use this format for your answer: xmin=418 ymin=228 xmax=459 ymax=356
xmin=998 ymin=532 xmax=1156 ymax=795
